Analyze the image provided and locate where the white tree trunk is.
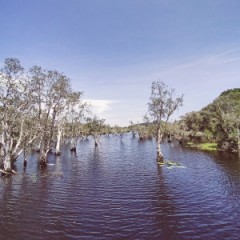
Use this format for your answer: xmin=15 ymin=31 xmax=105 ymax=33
xmin=237 ymin=127 xmax=240 ymax=152
xmin=70 ymin=138 xmax=77 ymax=151
xmin=36 ymin=134 xmax=43 ymax=152
xmin=55 ymin=128 xmax=62 ymax=155
xmin=3 ymin=153 xmax=12 ymax=172
xmin=157 ymin=127 xmax=163 ymax=162
xmin=2 ymin=134 xmax=13 ymax=172
xmin=39 ymin=147 xmax=49 ymax=164
xmin=1 ymin=122 xmax=39 ymax=172
xmin=39 ymin=136 xmax=50 ymax=164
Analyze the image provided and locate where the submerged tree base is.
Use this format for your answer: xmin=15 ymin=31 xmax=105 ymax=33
xmin=39 ymin=159 xmax=48 ymax=167
xmin=23 ymin=160 xmax=27 ymax=167
xmin=0 ymin=169 xmax=12 ymax=175
xmin=55 ymin=151 xmax=61 ymax=156
xmin=70 ymin=147 xmax=76 ymax=152
xmin=0 ymin=169 xmax=17 ymax=176
xmin=157 ymin=155 xmax=164 ymax=162
xmin=157 ymin=161 xmax=186 ymax=169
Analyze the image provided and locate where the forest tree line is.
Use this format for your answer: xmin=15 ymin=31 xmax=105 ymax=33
xmin=130 ymin=88 xmax=240 ymax=153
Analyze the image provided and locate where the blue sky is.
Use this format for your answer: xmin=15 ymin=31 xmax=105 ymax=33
xmin=1 ymin=0 xmax=240 ymax=126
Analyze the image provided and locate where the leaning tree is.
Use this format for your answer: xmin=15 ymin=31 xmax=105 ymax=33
xmin=148 ymin=81 xmax=183 ymax=162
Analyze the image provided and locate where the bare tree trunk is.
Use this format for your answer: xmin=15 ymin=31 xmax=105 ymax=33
xmin=1 ymin=128 xmax=39 ymax=172
xmin=3 ymin=153 xmax=12 ymax=172
xmin=157 ymin=127 xmax=163 ymax=162
xmin=94 ymin=135 xmax=101 ymax=147
xmin=55 ymin=128 xmax=62 ymax=155
xmin=70 ymin=137 xmax=77 ymax=151
xmin=36 ymin=134 xmax=43 ymax=152
xmin=39 ymin=137 xmax=50 ymax=165
xmin=167 ymin=132 xmax=172 ymax=143
xmin=237 ymin=127 xmax=240 ymax=152
xmin=23 ymin=146 xmax=27 ymax=167
xmin=39 ymin=110 xmax=56 ymax=164
xmin=39 ymin=147 xmax=49 ymax=164
xmin=0 ymin=148 xmax=3 ymax=158
xmin=1 ymin=135 xmax=13 ymax=172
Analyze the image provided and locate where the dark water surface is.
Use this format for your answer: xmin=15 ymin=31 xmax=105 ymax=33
xmin=0 ymin=134 xmax=240 ymax=240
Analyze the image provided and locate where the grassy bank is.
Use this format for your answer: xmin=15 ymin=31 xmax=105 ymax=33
xmin=187 ymin=142 xmax=217 ymax=151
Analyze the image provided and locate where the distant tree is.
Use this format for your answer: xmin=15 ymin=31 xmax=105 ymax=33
xmin=103 ymin=124 xmax=112 ymax=136
xmin=148 ymin=81 xmax=183 ymax=162
xmin=63 ymin=91 xmax=86 ymax=152
xmin=213 ymin=97 xmax=240 ymax=152
xmin=128 ymin=121 xmax=138 ymax=138
xmin=85 ymin=116 xmax=106 ymax=147
xmin=113 ymin=125 xmax=128 ymax=138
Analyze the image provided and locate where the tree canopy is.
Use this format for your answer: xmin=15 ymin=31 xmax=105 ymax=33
xmin=181 ymin=89 xmax=240 ymax=152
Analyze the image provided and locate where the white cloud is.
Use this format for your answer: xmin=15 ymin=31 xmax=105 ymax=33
xmin=82 ymin=99 xmax=138 ymax=126
xmin=83 ymin=99 xmax=118 ymax=116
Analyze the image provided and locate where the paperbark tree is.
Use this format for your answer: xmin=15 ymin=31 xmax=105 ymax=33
xmin=0 ymin=58 xmax=85 ymax=172
xmin=62 ymin=91 xmax=86 ymax=152
xmin=148 ymin=81 xmax=183 ymax=162
xmin=29 ymin=67 xmax=72 ymax=164
xmin=0 ymin=58 xmax=39 ymax=172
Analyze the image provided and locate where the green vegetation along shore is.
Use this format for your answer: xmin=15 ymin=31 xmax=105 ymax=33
xmin=186 ymin=142 xmax=218 ymax=151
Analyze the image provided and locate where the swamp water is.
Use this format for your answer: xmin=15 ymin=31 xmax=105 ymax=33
xmin=0 ymin=133 xmax=240 ymax=239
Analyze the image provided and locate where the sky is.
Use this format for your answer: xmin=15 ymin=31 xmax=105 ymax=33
xmin=0 ymin=0 xmax=240 ymax=126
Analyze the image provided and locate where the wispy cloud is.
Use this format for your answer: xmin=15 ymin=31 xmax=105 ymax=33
xmin=79 ymin=48 xmax=240 ymax=126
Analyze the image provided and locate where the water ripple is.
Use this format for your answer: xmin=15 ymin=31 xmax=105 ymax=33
xmin=0 ymin=134 xmax=240 ymax=239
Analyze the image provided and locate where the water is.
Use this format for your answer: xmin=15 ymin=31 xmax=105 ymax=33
xmin=0 ymin=133 xmax=240 ymax=239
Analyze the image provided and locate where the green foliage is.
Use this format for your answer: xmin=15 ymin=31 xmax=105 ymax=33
xmin=187 ymin=142 xmax=217 ymax=151
xmin=127 ymin=122 xmax=157 ymax=140
xmin=181 ymin=89 xmax=240 ymax=152
xmin=84 ymin=116 xmax=106 ymax=136
xmin=219 ymin=88 xmax=240 ymax=97
xmin=112 ymin=125 xmax=128 ymax=135
xmin=148 ymin=81 xmax=184 ymax=124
